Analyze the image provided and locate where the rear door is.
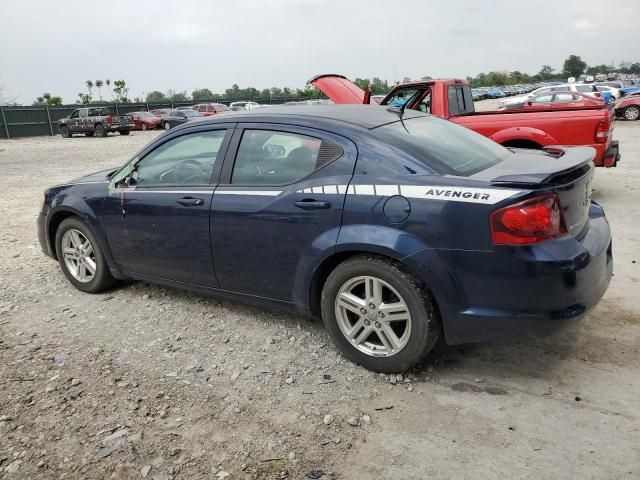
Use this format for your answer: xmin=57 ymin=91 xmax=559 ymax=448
xmin=103 ymin=124 xmax=234 ymax=286
xmin=211 ymin=124 xmax=357 ymax=302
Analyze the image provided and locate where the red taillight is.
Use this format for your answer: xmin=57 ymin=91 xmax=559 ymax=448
xmin=490 ymin=194 xmax=567 ymax=245
xmin=594 ymin=120 xmax=609 ymax=143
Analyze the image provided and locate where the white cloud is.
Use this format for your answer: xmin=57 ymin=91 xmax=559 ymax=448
xmin=574 ymin=19 xmax=596 ymax=30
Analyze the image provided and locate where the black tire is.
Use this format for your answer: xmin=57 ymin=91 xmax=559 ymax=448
xmin=141 ymin=123 xmax=148 ymax=131
xmin=321 ymin=255 xmax=441 ymax=373
xmin=54 ymin=217 xmax=115 ymax=293
xmin=85 ymin=132 xmax=94 ymax=137
xmin=164 ymin=121 xmax=171 ymax=130
xmin=119 ymin=129 xmax=130 ymax=135
xmin=60 ymin=126 xmax=71 ymax=138
xmin=95 ymin=124 xmax=107 ymax=137
xmin=624 ymin=105 xmax=640 ymax=121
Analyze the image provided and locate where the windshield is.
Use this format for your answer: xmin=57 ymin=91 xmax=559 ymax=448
xmin=373 ymin=116 xmax=511 ymax=176
xmin=139 ymin=112 xmax=155 ymax=118
xmin=216 ymin=104 xmax=230 ymax=111
xmin=183 ymin=110 xmax=203 ymax=117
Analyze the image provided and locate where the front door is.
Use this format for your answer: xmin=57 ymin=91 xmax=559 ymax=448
xmin=103 ymin=126 xmax=233 ymax=287
xmin=211 ymin=124 xmax=357 ymax=302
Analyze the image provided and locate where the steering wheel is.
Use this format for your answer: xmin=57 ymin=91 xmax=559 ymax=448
xmin=174 ymin=159 xmax=209 ymax=184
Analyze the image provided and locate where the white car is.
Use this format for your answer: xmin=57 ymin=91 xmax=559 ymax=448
xmin=595 ymin=85 xmax=622 ymax=99
xmin=229 ymin=101 xmax=261 ymax=111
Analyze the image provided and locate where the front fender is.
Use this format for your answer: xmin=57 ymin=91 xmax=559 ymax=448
xmin=46 ymin=193 xmax=117 ymax=270
xmin=489 ymin=127 xmax=558 ymax=146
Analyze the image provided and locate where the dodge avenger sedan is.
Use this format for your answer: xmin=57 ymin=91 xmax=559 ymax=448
xmin=37 ymin=105 xmax=613 ymax=372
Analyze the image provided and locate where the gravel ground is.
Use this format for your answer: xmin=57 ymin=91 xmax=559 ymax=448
xmin=1 ymin=111 xmax=639 ymax=479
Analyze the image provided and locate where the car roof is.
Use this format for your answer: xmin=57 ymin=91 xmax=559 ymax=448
xmin=203 ymin=104 xmax=425 ymax=130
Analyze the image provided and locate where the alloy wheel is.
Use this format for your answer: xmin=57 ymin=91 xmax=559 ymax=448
xmin=335 ymin=276 xmax=412 ymax=357
xmin=61 ymin=228 xmax=97 ymax=283
xmin=625 ymin=106 xmax=639 ymax=121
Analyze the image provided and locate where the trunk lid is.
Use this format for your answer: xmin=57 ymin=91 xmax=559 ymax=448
xmin=476 ymin=146 xmax=595 ymax=237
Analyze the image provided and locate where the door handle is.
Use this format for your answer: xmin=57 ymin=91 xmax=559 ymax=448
xmin=294 ymin=199 xmax=331 ymax=210
xmin=177 ymin=197 xmax=204 ymax=207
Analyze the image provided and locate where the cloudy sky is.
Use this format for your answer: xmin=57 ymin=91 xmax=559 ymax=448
xmin=1 ymin=0 xmax=638 ymax=104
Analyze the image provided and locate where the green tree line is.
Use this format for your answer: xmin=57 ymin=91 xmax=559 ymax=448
xmin=29 ymin=55 xmax=640 ymax=105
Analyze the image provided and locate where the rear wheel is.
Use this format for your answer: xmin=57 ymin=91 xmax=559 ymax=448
xmin=321 ymin=256 xmax=440 ymax=373
xmin=624 ymin=105 xmax=640 ymax=121
xmin=54 ymin=217 xmax=115 ymax=293
xmin=119 ymin=129 xmax=130 ymax=135
xmin=95 ymin=124 xmax=107 ymax=137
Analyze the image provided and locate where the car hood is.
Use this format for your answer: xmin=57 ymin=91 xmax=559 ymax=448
xmin=67 ymin=168 xmax=118 ymax=185
xmin=308 ymin=74 xmax=367 ymax=104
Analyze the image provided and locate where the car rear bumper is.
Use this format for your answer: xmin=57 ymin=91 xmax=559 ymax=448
xmin=107 ymin=122 xmax=135 ymax=131
xmin=406 ymin=203 xmax=613 ymax=344
xmin=591 ymin=140 xmax=620 ymax=167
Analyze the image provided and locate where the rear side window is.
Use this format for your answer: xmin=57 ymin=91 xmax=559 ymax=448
xmin=373 ymin=116 xmax=510 ymax=176
xmin=231 ymin=130 xmax=343 ymax=185
xmin=447 ymin=86 xmax=474 ymax=116
xmin=576 ymin=85 xmax=594 ymax=93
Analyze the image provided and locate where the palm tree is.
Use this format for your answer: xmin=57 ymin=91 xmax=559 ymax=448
xmin=95 ymin=80 xmax=104 ymax=101
xmin=105 ymin=79 xmax=112 ymax=99
xmin=85 ymin=80 xmax=93 ymax=94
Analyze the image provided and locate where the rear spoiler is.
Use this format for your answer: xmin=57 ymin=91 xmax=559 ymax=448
xmin=490 ymin=146 xmax=595 ymax=186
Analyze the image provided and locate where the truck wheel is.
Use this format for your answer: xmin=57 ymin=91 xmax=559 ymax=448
xmin=60 ymin=126 xmax=71 ymax=138
xmin=119 ymin=130 xmax=130 ymax=136
xmin=321 ymin=255 xmax=441 ymax=373
xmin=624 ymin=105 xmax=640 ymax=121
xmin=95 ymin=124 xmax=107 ymax=137
xmin=164 ymin=121 xmax=171 ymax=130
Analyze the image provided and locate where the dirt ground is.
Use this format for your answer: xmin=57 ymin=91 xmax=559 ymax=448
xmin=1 ymin=107 xmax=639 ymax=480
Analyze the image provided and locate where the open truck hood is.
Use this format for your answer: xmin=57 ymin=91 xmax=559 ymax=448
xmin=308 ymin=74 xmax=367 ymax=104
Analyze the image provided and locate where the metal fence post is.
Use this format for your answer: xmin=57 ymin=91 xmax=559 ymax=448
xmin=1 ymin=106 xmax=10 ymax=139
xmin=115 ymin=104 xmax=119 ymax=114
xmin=146 ymin=102 xmax=149 ymax=112
xmin=45 ymin=107 xmax=54 ymax=136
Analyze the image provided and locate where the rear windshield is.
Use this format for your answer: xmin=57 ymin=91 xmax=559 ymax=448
xmin=373 ymin=116 xmax=511 ymax=176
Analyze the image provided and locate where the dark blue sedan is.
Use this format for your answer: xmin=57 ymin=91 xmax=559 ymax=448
xmin=37 ymin=105 xmax=613 ymax=372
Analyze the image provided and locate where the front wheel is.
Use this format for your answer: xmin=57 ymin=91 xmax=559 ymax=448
xmin=321 ymin=256 xmax=441 ymax=373
xmin=54 ymin=217 xmax=115 ymax=293
xmin=60 ymin=126 xmax=71 ymax=138
xmin=164 ymin=121 xmax=171 ymax=130
xmin=141 ymin=123 xmax=148 ymax=131
xmin=624 ymin=105 xmax=640 ymax=121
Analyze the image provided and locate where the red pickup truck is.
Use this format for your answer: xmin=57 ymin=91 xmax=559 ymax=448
xmin=310 ymin=75 xmax=620 ymax=167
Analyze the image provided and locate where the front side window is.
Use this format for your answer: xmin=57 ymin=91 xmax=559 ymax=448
xmin=373 ymin=116 xmax=510 ymax=176
xmin=576 ymin=85 xmax=594 ymax=93
xmin=70 ymin=110 xmax=79 ymax=118
xmin=133 ymin=130 xmax=226 ymax=186
xmin=231 ymin=130 xmax=342 ymax=185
